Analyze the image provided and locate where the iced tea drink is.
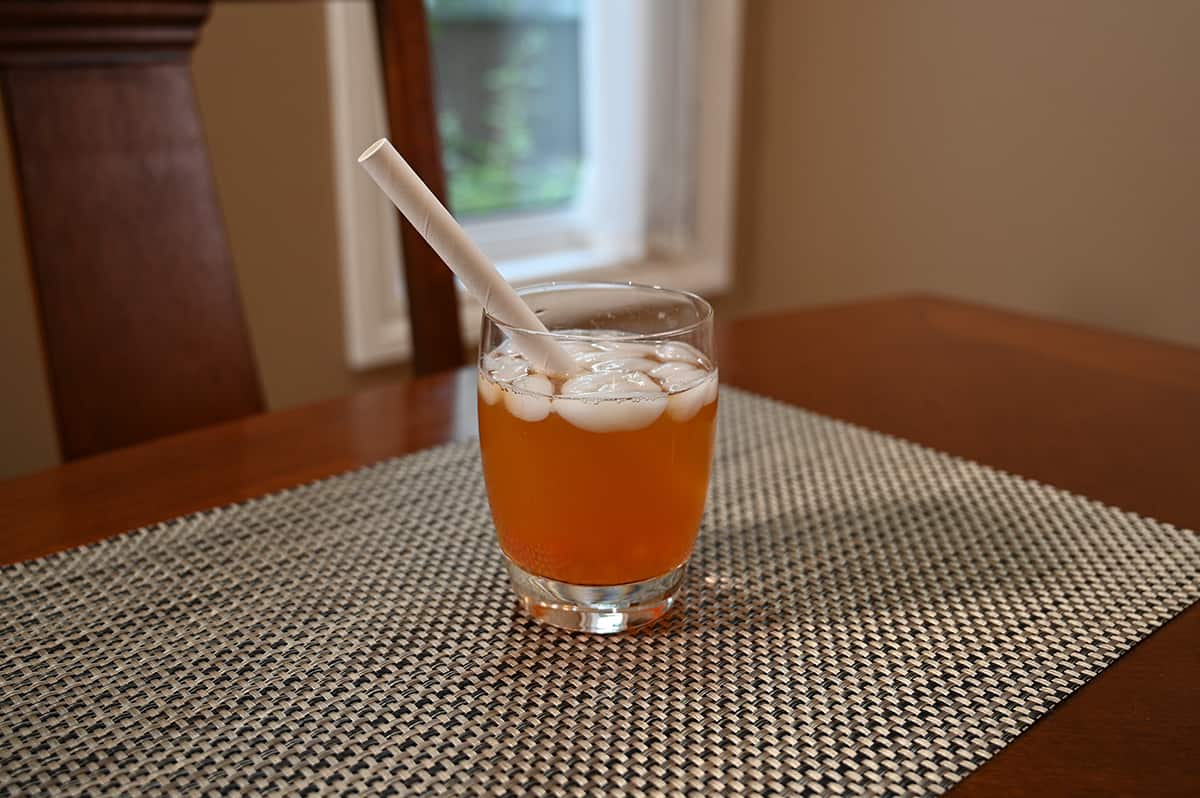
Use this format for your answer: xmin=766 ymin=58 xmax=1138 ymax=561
xmin=477 ymin=283 xmax=717 ymax=633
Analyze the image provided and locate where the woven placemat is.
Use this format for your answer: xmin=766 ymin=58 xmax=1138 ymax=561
xmin=2 ymin=388 xmax=1198 ymax=796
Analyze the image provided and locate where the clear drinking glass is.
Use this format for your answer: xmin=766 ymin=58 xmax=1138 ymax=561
xmin=477 ymin=282 xmax=718 ymax=633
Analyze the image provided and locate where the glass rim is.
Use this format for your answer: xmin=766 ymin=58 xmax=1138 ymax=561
xmin=482 ymin=280 xmax=714 ymax=342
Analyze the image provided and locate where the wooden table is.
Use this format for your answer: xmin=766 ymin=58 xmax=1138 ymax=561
xmin=2 ymin=296 xmax=1197 ymax=796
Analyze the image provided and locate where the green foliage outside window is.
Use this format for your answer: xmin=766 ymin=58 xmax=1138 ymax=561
xmin=428 ymin=0 xmax=581 ymax=217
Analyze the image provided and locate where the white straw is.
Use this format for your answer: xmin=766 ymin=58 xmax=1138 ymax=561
xmin=357 ymin=138 xmax=576 ymax=375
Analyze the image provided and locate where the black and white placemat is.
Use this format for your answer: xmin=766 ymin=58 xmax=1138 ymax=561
xmin=2 ymin=387 xmax=1197 ymax=796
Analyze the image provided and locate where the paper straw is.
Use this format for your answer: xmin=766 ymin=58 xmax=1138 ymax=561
xmin=358 ymin=138 xmax=577 ymax=375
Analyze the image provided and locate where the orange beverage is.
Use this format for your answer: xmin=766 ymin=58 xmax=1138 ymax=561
xmin=479 ymin=360 xmax=718 ymax=586
xmin=478 ymin=282 xmax=717 ymax=633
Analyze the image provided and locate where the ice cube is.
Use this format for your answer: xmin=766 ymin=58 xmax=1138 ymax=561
xmin=555 ymin=370 xmax=666 ymax=431
xmin=666 ymin=378 xmax=706 ymax=421
xmin=557 ymin=339 xmax=598 ymax=356
xmin=572 ymin=348 xmax=630 ymax=366
xmin=488 ymin=355 xmax=529 ymax=384
xmin=502 ymin=374 xmax=554 ymax=422
xmin=649 ymin=362 xmax=708 ymax=391
xmin=589 ymin=357 xmax=661 ymax=374
xmin=555 ymin=394 xmax=667 ymax=433
xmin=599 ymin=340 xmax=657 ymax=354
xmin=666 ymin=373 xmax=719 ymax=422
xmin=560 ymin=371 xmax=664 ymax=397
xmin=481 ymin=351 xmax=503 ymax=372
xmin=703 ymin=370 xmax=719 ymax=405
xmin=655 ymin=342 xmax=705 ymax=364
xmin=478 ymin=373 xmax=502 ymax=406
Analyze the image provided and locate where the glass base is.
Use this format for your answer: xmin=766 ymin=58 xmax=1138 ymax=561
xmin=505 ymin=559 xmax=686 ymax=634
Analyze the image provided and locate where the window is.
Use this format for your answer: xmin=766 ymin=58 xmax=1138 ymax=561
xmin=327 ymin=0 xmax=743 ymax=368
xmin=427 ymin=0 xmax=584 ymax=218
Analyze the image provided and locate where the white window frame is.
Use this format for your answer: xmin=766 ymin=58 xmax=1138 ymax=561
xmin=327 ymin=0 xmax=743 ymax=369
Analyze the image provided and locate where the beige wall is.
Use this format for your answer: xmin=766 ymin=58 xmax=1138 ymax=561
xmin=0 ymin=117 xmax=58 ymax=478
xmin=729 ymin=0 xmax=1200 ymax=348
xmin=192 ymin=3 xmax=348 ymax=415
xmin=192 ymin=4 xmax=408 ymax=411
xmin=3 ymin=1 xmax=1198 ymax=479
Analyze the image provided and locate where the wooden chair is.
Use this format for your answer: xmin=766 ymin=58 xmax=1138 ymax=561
xmin=374 ymin=0 xmax=465 ymax=376
xmin=0 ymin=0 xmax=462 ymax=462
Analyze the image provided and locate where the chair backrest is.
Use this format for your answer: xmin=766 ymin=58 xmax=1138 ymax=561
xmin=0 ymin=2 xmax=264 ymax=461
xmin=373 ymin=0 xmax=465 ymax=376
xmin=1 ymin=0 xmax=464 ymax=461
